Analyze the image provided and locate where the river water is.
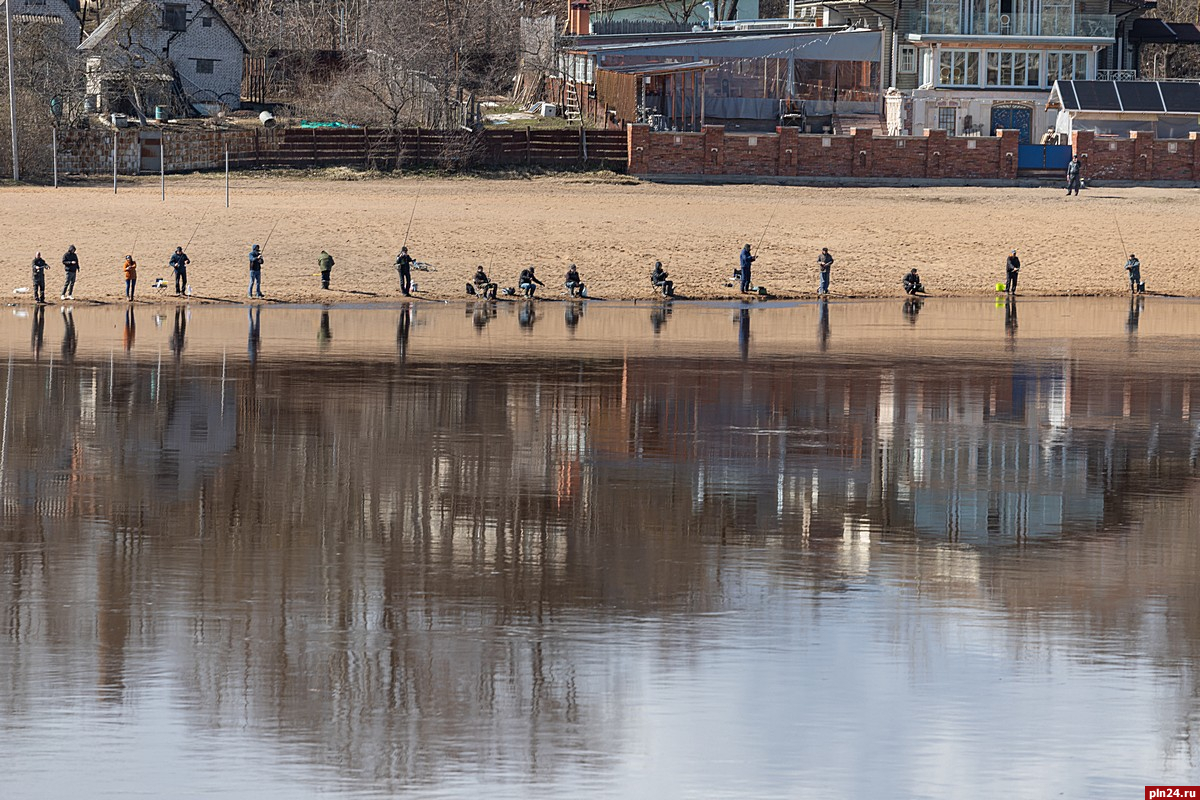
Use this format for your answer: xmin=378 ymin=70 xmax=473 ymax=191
xmin=1 ymin=297 xmax=1198 ymax=799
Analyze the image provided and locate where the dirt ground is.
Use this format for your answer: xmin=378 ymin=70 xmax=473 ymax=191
xmin=2 ymin=173 xmax=1198 ymax=305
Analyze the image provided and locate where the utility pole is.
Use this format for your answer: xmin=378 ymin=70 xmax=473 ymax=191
xmin=4 ymin=0 xmax=19 ymax=180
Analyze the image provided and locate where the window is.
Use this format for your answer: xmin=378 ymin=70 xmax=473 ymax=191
xmin=162 ymin=3 xmax=187 ymax=32
xmin=201 ymin=16 xmax=213 ymax=27
xmin=926 ymin=0 xmax=960 ymax=34
xmin=1040 ymin=0 xmax=1073 ymax=36
xmin=938 ymin=49 xmax=979 ymax=87
xmin=1047 ymin=51 xmax=1087 ymax=81
xmin=195 ymin=58 xmax=215 ymax=75
xmin=899 ymin=45 xmax=917 ymax=74
xmin=937 ymin=107 xmax=957 ymax=133
xmin=984 ymin=51 xmax=1041 ymax=87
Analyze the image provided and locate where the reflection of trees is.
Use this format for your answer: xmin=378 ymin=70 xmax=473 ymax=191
xmin=1 ymin=352 xmax=1199 ymax=783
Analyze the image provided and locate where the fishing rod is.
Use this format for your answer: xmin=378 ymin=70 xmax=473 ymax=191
xmin=400 ymin=191 xmax=420 ymax=251
xmin=1114 ymin=216 xmax=1129 ymax=260
xmin=184 ymin=202 xmax=213 ymax=251
xmin=753 ymin=201 xmax=781 ymax=256
xmin=261 ymin=219 xmax=281 ymax=253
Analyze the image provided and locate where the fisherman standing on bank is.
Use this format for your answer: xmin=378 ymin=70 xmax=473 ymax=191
xmin=817 ymin=248 xmax=834 ymax=295
xmin=248 ymin=244 xmax=265 ymax=298
xmin=1125 ymin=253 xmax=1143 ymax=294
xmin=1005 ymin=249 xmax=1021 ymax=295
xmin=170 ymin=246 xmax=190 ymax=296
xmin=1066 ymin=155 xmax=1083 ymax=196
xmin=395 ymin=246 xmax=414 ymax=296
xmin=739 ymin=244 xmax=756 ymax=293
xmin=61 ymin=244 xmax=79 ymax=300
xmin=123 ymin=254 xmax=137 ymax=301
xmin=31 ymin=252 xmax=48 ymax=304
xmin=318 ymin=250 xmax=334 ymax=290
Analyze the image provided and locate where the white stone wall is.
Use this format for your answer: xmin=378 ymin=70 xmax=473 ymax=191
xmin=2 ymin=0 xmax=82 ymax=48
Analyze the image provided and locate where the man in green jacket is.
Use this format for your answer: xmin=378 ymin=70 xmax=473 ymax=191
xmin=319 ymin=250 xmax=335 ymax=290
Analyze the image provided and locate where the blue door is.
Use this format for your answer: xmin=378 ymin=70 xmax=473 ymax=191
xmin=990 ymin=106 xmax=1033 ymax=143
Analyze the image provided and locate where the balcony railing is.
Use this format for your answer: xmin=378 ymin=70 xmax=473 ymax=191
xmin=917 ymin=12 xmax=1116 ymax=38
xmin=1096 ymin=69 xmax=1139 ymax=81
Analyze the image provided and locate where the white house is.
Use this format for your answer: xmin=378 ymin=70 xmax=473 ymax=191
xmin=79 ymin=0 xmax=246 ymax=116
xmin=0 ymin=0 xmax=82 ymax=48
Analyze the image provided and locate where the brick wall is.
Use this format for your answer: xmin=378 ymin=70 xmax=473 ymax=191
xmin=629 ymin=123 xmax=1200 ymax=184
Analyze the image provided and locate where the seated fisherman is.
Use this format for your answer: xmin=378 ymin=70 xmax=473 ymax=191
xmin=651 ymin=261 xmax=674 ymax=297
xmin=472 ymin=266 xmax=498 ymax=299
xmin=903 ymin=268 xmax=925 ymax=295
xmin=565 ymin=264 xmax=585 ymax=297
xmin=519 ymin=265 xmax=545 ymax=298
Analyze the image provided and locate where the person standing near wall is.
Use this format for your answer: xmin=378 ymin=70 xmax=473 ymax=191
xmin=1066 ymin=155 xmax=1082 ymax=196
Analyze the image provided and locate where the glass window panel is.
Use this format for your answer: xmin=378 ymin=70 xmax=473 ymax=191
xmin=986 ymin=52 xmax=999 ymax=86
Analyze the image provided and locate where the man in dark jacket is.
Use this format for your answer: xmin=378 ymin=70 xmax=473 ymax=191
xmin=318 ymin=250 xmax=334 ymax=289
xmin=1066 ymin=155 xmax=1082 ymax=196
xmin=817 ymin=248 xmax=833 ymax=295
xmin=248 ymin=245 xmax=264 ymax=298
xmin=170 ymin=247 xmax=190 ymax=295
xmin=903 ymin=268 xmax=925 ymax=295
xmin=1125 ymin=254 xmax=1142 ymax=294
xmin=1005 ymin=250 xmax=1021 ymax=294
xmin=739 ymin=244 xmax=756 ymax=293
xmin=61 ymin=245 xmax=79 ymax=300
xmin=565 ymin=264 xmax=585 ymax=297
xmin=396 ymin=246 xmax=414 ymax=296
xmin=519 ymin=266 xmax=545 ymax=298
xmin=651 ymin=261 xmax=674 ymax=297
xmin=473 ymin=266 xmax=497 ymax=299
xmin=31 ymin=252 xmax=48 ymax=303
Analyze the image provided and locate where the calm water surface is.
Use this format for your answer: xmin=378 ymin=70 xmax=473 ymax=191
xmin=2 ymin=297 xmax=1199 ymax=799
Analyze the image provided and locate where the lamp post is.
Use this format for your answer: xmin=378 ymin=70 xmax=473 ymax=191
xmin=4 ymin=0 xmax=18 ymax=180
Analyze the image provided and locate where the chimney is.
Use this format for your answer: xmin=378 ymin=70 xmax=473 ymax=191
xmin=567 ymin=0 xmax=590 ymax=35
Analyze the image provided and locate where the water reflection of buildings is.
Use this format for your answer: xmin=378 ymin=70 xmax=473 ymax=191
xmin=1 ymin=349 xmax=1199 ymax=787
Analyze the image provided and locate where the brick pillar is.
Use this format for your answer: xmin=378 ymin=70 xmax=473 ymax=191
xmin=627 ymin=123 xmax=650 ymax=174
xmin=1070 ymin=130 xmax=1094 ymax=181
xmin=703 ymin=124 xmax=725 ymax=174
xmin=997 ymin=129 xmax=1019 ymax=179
xmin=924 ymin=128 xmax=947 ymax=178
xmin=777 ymin=126 xmax=799 ymax=176
xmin=850 ymin=127 xmax=873 ymax=177
xmin=1132 ymin=130 xmax=1155 ymax=179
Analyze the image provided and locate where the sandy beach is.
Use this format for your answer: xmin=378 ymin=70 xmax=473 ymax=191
xmin=2 ymin=173 xmax=1198 ymax=304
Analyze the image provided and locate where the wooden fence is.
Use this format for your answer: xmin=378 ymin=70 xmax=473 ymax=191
xmin=238 ymin=126 xmax=628 ymax=171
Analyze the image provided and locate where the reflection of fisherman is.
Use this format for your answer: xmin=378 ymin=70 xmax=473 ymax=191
xmin=318 ymin=308 xmax=332 ymax=347
xmin=170 ymin=306 xmax=186 ymax=359
xmin=903 ymin=268 xmax=925 ymax=295
xmin=738 ymin=308 xmax=750 ymax=360
xmin=738 ymin=244 xmax=755 ymax=293
xmin=1126 ymin=295 xmax=1144 ymax=336
xmin=650 ymin=303 xmax=672 ymax=335
xmin=60 ymin=306 xmax=77 ymax=363
xmin=124 ymin=306 xmax=135 ymax=351
xmin=247 ymin=306 xmax=261 ymax=363
xmin=519 ymin=266 xmax=544 ymax=298
xmin=1005 ymin=250 xmax=1020 ymax=295
xmin=565 ymin=264 xmax=585 ymax=297
xmin=1066 ymin=155 xmax=1082 ymax=196
xmin=472 ymin=301 xmax=496 ymax=331
xmin=395 ymin=247 xmax=414 ymax=296
xmin=651 ymin=261 xmax=674 ymax=297
xmin=817 ymin=297 xmax=830 ymax=351
xmin=31 ymin=304 xmax=44 ymax=357
xmin=903 ymin=297 xmax=923 ymax=324
xmin=396 ymin=304 xmax=411 ymax=363
xmin=1125 ymin=254 xmax=1143 ymax=294
xmin=472 ymin=266 xmax=497 ymax=299
xmin=1004 ymin=297 xmax=1018 ymax=339
xmin=565 ymin=302 xmax=583 ymax=331
xmin=519 ymin=300 xmax=537 ymax=329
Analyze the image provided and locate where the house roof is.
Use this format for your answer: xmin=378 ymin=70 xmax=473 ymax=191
xmin=79 ymin=0 xmax=246 ymax=53
xmin=573 ymin=29 xmax=880 ymax=62
xmin=1049 ymin=79 xmax=1200 ymax=113
xmin=1129 ymin=18 xmax=1200 ymax=44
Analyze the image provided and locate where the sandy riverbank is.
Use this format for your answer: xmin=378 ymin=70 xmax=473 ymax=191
xmin=2 ymin=174 xmax=1198 ymax=304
